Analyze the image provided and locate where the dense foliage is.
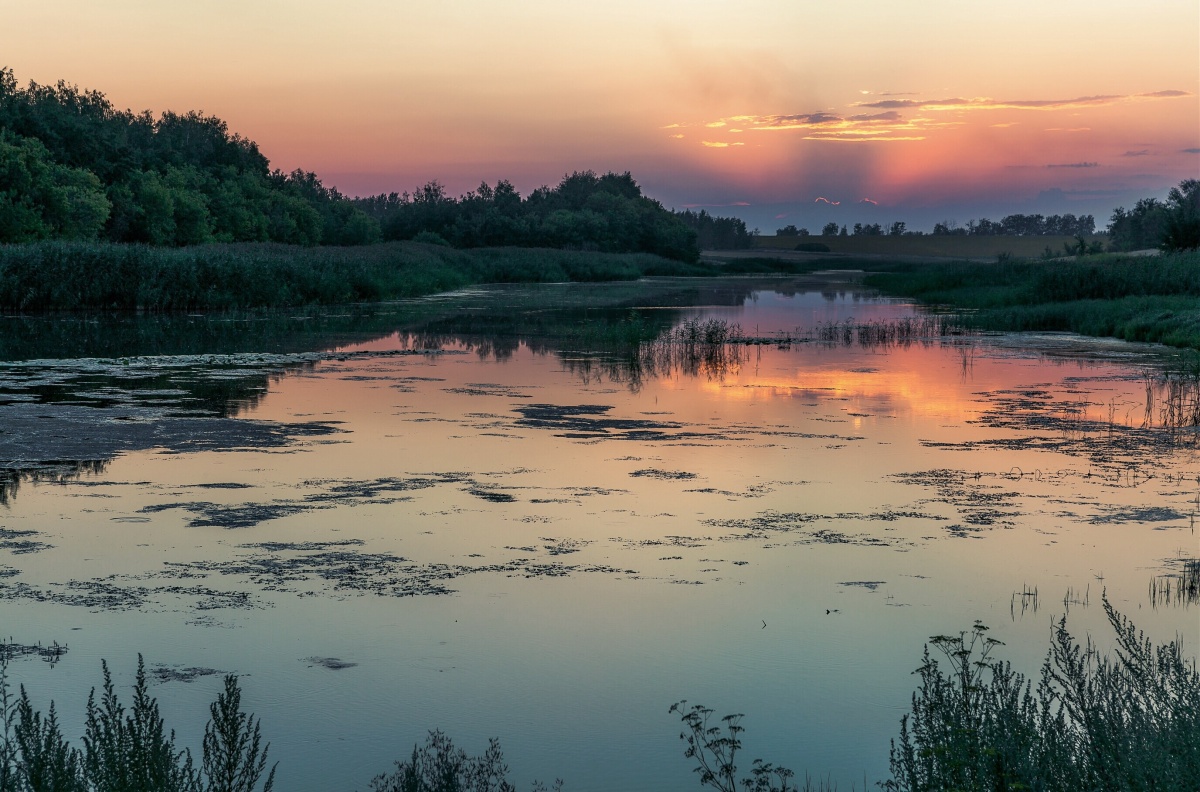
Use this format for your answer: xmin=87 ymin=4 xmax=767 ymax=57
xmin=885 ymin=600 xmax=1199 ymax=791
xmin=676 ymin=210 xmax=754 ymax=250
xmin=0 ymin=69 xmax=712 ymax=262
xmin=0 ymin=68 xmax=378 ymax=247
xmin=931 ymin=213 xmax=1097 ymax=237
xmin=1109 ymin=179 xmax=1200 ymax=252
xmin=352 ymin=171 xmax=701 ymax=261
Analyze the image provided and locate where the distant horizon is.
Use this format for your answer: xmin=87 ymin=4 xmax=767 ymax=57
xmin=5 ymin=1 xmax=1197 ymax=234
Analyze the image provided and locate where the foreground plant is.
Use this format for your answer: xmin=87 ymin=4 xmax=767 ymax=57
xmin=885 ymin=596 xmax=1199 ymax=791
xmin=368 ymin=730 xmax=561 ymax=792
xmin=0 ymin=654 xmax=274 ymax=792
xmin=668 ymin=702 xmax=835 ymax=792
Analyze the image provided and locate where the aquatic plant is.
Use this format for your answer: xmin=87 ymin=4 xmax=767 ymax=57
xmin=811 ymin=316 xmax=968 ymax=348
xmin=1150 ymin=557 xmax=1200 ymax=608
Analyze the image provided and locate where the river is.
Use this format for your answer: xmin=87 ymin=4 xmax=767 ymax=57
xmin=0 ymin=273 xmax=1195 ymax=790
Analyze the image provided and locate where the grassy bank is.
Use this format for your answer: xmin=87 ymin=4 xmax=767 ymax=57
xmin=0 ymin=240 xmax=716 ymax=311
xmin=865 ymin=250 xmax=1200 ymax=348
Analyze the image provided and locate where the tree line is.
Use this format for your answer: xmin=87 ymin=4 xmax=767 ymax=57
xmin=350 ymin=171 xmax=721 ymax=261
xmin=1107 ymin=180 xmax=1200 ymax=251
xmin=0 ymin=68 xmax=758 ymax=262
xmin=777 ymin=181 xmax=1199 ymax=254
xmin=0 ymin=69 xmax=380 ymax=247
xmin=779 ymin=215 xmax=1098 ymax=238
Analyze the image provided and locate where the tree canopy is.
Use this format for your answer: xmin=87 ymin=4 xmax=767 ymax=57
xmin=0 ymin=68 xmax=716 ymax=261
xmin=354 ymin=171 xmax=705 ymax=261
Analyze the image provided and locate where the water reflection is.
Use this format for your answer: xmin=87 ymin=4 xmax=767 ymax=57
xmin=0 ymin=276 xmax=1195 ymax=792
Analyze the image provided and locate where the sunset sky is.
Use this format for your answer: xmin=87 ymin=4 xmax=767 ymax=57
xmin=5 ymin=0 xmax=1198 ymax=230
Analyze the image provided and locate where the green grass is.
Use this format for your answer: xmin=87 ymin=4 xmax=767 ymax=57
xmin=0 ymin=241 xmax=732 ymax=312
xmin=864 ymin=250 xmax=1200 ymax=349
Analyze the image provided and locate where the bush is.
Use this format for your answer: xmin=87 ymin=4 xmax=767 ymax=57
xmin=885 ymin=597 xmax=1199 ymax=791
xmin=0 ymin=653 xmax=275 ymax=792
xmin=369 ymin=731 xmax=561 ymax=792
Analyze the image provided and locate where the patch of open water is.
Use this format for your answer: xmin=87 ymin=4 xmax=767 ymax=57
xmin=0 ymin=276 xmax=1196 ymax=790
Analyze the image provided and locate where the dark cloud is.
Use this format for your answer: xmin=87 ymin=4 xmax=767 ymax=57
xmin=1123 ymin=150 xmax=1150 ymax=157
xmin=763 ymin=112 xmax=843 ymax=126
xmin=855 ymin=98 xmax=941 ymax=109
xmin=1046 ymin=162 xmax=1099 ymax=168
xmin=848 ymin=111 xmax=903 ymax=123
xmin=1184 ymin=148 xmax=1200 ymax=154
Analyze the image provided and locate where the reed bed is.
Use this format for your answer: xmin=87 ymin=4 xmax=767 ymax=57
xmin=1150 ymin=558 xmax=1200 ymax=608
xmin=811 ymin=315 xmax=971 ymax=347
xmin=0 ymin=241 xmax=709 ymax=311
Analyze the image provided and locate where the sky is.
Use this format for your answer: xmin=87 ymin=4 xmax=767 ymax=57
xmin=4 ymin=0 xmax=1199 ymax=231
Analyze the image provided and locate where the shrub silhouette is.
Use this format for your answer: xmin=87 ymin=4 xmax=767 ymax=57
xmin=0 ymin=654 xmax=274 ymax=792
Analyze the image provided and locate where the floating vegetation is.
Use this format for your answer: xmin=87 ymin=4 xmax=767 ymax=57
xmin=629 ymin=468 xmax=698 ymax=481
xmin=1089 ymin=506 xmax=1188 ymax=525
xmin=444 ymin=383 xmax=536 ymax=398
xmin=839 ymin=581 xmax=887 ymax=591
xmin=304 ymin=657 xmax=358 ymax=671
xmin=541 ymin=538 xmax=588 ymax=556
xmin=135 ymin=474 xmax=525 ymax=529
xmin=151 ymin=664 xmax=225 ymax=684
xmin=701 ymin=510 xmax=917 ymax=547
xmin=0 ymin=527 xmax=51 ymax=554
xmin=467 ymin=487 xmax=517 ymax=503
xmin=141 ymin=501 xmax=313 ymax=529
xmin=891 ymin=469 xmax=1023 ymax=530
xmin=513 ymin=403 xmax=707 ymax=441
xmin=164 ymin=546 xmax=637 ymax=602
xmin=0 ymin=639 xmax=68 ymax=665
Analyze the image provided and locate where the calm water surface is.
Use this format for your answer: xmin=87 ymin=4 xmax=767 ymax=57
xmin=1 ymin=275 xmax=1196 ymax=790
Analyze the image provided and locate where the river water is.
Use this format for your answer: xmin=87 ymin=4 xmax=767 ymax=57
xmin=0 ymin=274 xmax=1195 ymax=790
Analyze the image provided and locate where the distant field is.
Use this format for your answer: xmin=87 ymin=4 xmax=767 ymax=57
xmin=752 ymin=234 xmax=1109 ymax=259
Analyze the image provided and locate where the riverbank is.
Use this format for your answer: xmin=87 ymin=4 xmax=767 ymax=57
xmin=864 ymin=250 xmax=1200 ymax=350
xmin=0 ymin=240 xmax=840 ymax=312
xmin=0 ymin=240 xmax=718 ymax=311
